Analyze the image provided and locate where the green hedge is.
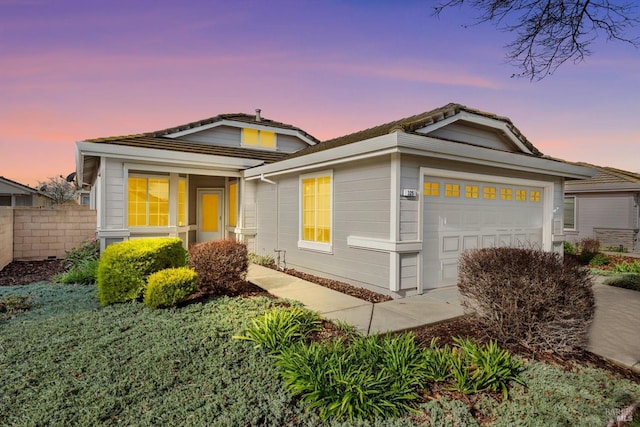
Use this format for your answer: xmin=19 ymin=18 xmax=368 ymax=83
xmin=97 ymin=238 xmax=187 ymax=306
xmin=144 ymin=267 xmax=198 ymax=308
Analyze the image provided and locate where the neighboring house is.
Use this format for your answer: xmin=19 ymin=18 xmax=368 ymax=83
xmin=564 ymin=164 xmax=640 ymax=252
xmin=0 ymin=176 xmax=51 ymax=207
xmin=76 ymin=103 xmax=594 ymax=298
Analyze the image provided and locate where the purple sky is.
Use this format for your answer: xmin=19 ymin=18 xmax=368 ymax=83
xmin=1 ymin=0 xmax=639 ymax=186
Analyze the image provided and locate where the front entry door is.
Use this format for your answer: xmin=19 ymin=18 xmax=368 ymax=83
xmin=197 ymin=189 xmax=223 ymax=242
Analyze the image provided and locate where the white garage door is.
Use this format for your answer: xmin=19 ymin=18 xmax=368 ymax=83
xmin=422 ymin=175 xmax=545 ymax=289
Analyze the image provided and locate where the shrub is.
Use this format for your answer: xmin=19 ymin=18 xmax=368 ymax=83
xmin=248 ymin=252 xmax=275 ymax=267
xmin=52 ymin=259 xmax=99 ymax=285
xmin=274 ymin=333 xmax=426 ymax=421
xmin=189 ymin=239 xmax=248 ymax=295
xmin=97 ymin=237 xmax=187 ymax=306
xmin=604 ymin=274 xmax=640 ymax=292
xmin=563 ymin=241 xmax=577 ymax=255
xmin=458 ymin=247 xmax=595 ymax=354
xmin=143 ymin=267 xmax=198 ymax=308
xmin=577 ymin=238 xmax=600 ymax=264
xmin=63 ymin=238 xmax=100 ymax=270
xmin=234 ymin=306 xmax=322 ymax=353
xmin=611 ymin=260 xmax=640 ymax=274
xmin=588 ymin=253 xmax=609 ymax=267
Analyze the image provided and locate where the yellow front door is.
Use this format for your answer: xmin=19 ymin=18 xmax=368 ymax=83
xmin=197 ymin=189 xmax=222 ymax=242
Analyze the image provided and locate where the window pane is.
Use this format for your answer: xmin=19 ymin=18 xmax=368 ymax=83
xmin=178 ymin=179 xmax=186 ymax=226
xmin=228 ymin=181 xmax=238 ymax=227
xmin=128 ymin=177 xmax=147 ymax=226
xmin=564 ymin=197 xmax=575 ymax=229
xmin=301 ymin=175 xmax=331 ymax=244
xmin=243 ymin=128 xmax=259 ymax=146
xmin=260 ymin=131 xmax=275 ymax=148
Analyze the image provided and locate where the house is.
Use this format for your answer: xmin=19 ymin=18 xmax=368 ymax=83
xmin=75 ymin=103 xmax=594 ymax=298
xmin=0 ymin=176 xmax=51 ymax=207
xmin=564 ymin=164 xmax=640 ymax=252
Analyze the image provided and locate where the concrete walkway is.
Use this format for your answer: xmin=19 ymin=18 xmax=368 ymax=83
xmin=247 ymin=264 xmax=640 ymax=372
xmin=246 ymin=264 xmax=463 ymax=335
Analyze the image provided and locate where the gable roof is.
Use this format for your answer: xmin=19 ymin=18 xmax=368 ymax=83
xmin=567 ymin=163 xmax=640 ymax=186
xmin=286 ymin=103 xmax=541 ymax=160
xmin=0 ymin=176 xmax=40 ymax=195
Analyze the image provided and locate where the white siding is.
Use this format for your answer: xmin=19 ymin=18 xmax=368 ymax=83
xmin=104 ymin=158 xmax=125 ymax=228
xmin=424 ymin=122 xmax=516 ymax=152
xmin=567 ymin=193 xmax=637 ymax=242
xmin=182 ymin=126 xmax=240 ymax=147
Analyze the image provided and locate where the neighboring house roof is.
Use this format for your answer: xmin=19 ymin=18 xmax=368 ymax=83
xmin=286 ymin=103 xmax=542 ymax=159
xmin=566 ymin=163 xmax=640 ymax=192
xmin=0 ymin=176 xmax=40 ymax=195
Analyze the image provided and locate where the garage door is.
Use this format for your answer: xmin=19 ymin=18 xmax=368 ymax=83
xmin=422 ymin=175 xmax=544 ymax=289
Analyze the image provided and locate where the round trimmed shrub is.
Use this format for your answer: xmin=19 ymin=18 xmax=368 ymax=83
xmin=189 ymin=239 xmax=248 ymax=295
xmin=457 ymin=247 xmax=595 ymax=355
xmin=144 ymin=267 xmax=198 ymax=309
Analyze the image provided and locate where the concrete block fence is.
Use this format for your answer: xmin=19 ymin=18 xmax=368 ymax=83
xmin=0 ymin=205 xmax=96 ymax=269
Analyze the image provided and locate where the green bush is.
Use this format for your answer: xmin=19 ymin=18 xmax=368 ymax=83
xmin=143 ymin=267 xmax=198 ymax=308
xmin=458 ymin=247 xmax=594 ymax=354
xmin=611 ymin=260 xmax=640 ymax=274
xmin=588 ymin=253 xmax=610 ymax=267
xmin=52 ymin=259 xmax=99 ymax=285
xmin=97 ymin=237 xmax=187 ymax=306
xmin=274 ymin=333 xmax=426 ymax=421
xmin=604 ymin=274 xmax=640 ymax=292
xmin=189 ymin=239 xmax=248 ymax=295
xmin=63 ymin=238 xmax=100 ymax=270
xmin=577 ymin=238 xmax=600 ymax=264
xmin=234 ymin=306 xmax=322 ymax=353
xmin=563 ymin=241 xmax=577 ymax=255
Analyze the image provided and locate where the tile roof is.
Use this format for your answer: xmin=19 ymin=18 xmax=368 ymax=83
xmin=0 ymin=176 xmax=39 ymax=194
xmin=567 ymin=163 xmax=640 ymax=185
xmin=285 ymin=103 xmax=542 ymax=159
xmin=90 ymin=136 xmax=290 ymax=164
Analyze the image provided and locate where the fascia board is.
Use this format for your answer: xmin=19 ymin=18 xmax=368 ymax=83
xmin=76 ymin=141 xmax=263 ymax=170
xmin=397 ymin=133 xmax=594 ymax=179
xmin=245 ymin=133 xmax=399 ymax=178
xmin=565 ymin=182 xmax=640 ymax=193
xmin=164 ymin=120 xmax=317 ymax=146
xmin=415 ymin=111 xmax=533 ymax=155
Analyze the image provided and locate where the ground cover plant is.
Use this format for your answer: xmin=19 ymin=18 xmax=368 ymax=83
xmin=604 ymin=274 xmax=640 ymax=292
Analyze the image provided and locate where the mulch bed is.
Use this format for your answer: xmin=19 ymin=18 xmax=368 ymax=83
xmin=0 ymin=260 xmax=65 ymax=286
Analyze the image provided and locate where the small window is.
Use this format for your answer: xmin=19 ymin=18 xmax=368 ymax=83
xmin=445 ymin=183 xmax=460 ymax=198
xmin=299 ymin=171 xmax=332 ymax=252
xmin=424 ymin=182 xmax=440 ymax=196
xmin=242 ymin=128 xmax=276 ymax=149
xmin=465 ymin=185 xmax=479 ymax=199
xmin=500 ymin=188 xmax=512 ymax=201
xmin=564 ymin=196 xmax=576 ymax=230
xmin=516 ymin=189 xmax=527 ymax=201
xmin=483 ymin=186 xmax=496 ymax=200
xmin=530 ymin=190 xmax=541 ymax=202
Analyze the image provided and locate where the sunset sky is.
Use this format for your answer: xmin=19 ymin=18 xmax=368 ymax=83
xmin=1 ymin=0 xmax=638 ymax=186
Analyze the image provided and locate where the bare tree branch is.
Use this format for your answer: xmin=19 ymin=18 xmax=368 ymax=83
xmin=434 ymin=0 xmax=640 ymax=80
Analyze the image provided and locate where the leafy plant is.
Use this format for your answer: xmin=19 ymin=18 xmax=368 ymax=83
xmin=234 ymin=306 xmax=322 ymax=353
xmin=612 ymin=260 xmax=640 ymax=274
xmin=563 ymin=241 xmax=577 ymax=255
xmin=423 ymin=338 xmax=453 ymax=382
xmin=52 ymin=259 xmax=99 ymax=285
xmin=589 ymin=253 xmax=610 ymax=267
xmin=63 ymin=238 xmax=100 ymax=270
xmin=143 ymin=267 xmax=198 ymax=308
xmin=0 ymin=294 xmax=34 ymax=320
xmin=248 ymin=253 xmax=275 ymax=267
xmin=604 ymin=274 xmax=640 ymax=292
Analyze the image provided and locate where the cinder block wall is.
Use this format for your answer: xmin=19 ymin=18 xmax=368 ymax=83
xmin=0 ymin=208 xmax=14 ymax=270
xmin=13 ymin=206 xmax=96 ymax=261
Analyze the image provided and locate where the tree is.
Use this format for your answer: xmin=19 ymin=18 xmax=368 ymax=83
xmin=38 ymin=175 xmax=76 ymax=204
xmin=434 ymin=0 xmax=640 ymax=80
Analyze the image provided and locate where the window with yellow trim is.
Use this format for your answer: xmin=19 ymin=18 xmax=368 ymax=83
xmin=424 ymin=182 xmax=440 ymax=196
xmin=516 ymin=189 xmax=527 ymax=201
xmin=530 ymin=190 xmax=541 ymax=202
xmin=128 ymin=176 xmax=169 ymax=227
xmin=228 ymin=181 xmax=238 ymax=227
xmin=178 ymin=178 xmax=186 ymax=226
xmin=500 ymin=188 xmax=513 ymax=201
xmin=465 ymin=185 xmax=479 ymax=198
xmin=484 ymin=186 xmax=496 ymax=199
xmin=300 ymin=171 xmax=332 ymax=251
xmin=445 ymin=183 xmax=460 ymax=197
xmin=242 ymin=128 xmax=276 ymax=149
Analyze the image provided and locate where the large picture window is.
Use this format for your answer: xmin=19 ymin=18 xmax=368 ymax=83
xmin=128 ymin=176 xmax=169 ymax=227
xmin=564 ymin=196 xmax=576 ymax=230
xmin=299 ymin=171 xmax=332 ymax=252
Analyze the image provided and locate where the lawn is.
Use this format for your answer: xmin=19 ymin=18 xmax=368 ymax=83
xmin=1 ymin=283 xmax=639 ymax=426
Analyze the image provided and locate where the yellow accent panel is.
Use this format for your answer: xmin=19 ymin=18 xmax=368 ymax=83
xmin=445 ymin=183 xmax=460 ymax=198
xmin=530 ymin=190 xmax=541 ymax=202
xmin=229 ymin=182 xmax=238 ymax=227
xmin=465 ymin=185 xmax=479 ymax=198
xmin=302 ymin=176 xmax=331 ymax=243
xmin=202 ymin=194 xmax=219 ymax=232
xmin=424 ymin=182 xmax=439 ymax=196
xmin=261 ymin=131 xmax=275 ymax=148
xmin=484 ymin=186 xmax=496 ymax=199
xmin=243 ymin=128 xmax=259 ymax=146
xmin=516 ymin=189 xmax=527 ymax=201
xmin=500 ymin=188 xmax=513 ymax=200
